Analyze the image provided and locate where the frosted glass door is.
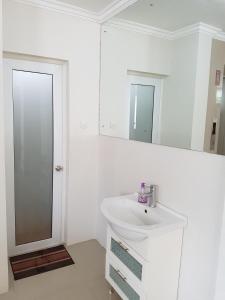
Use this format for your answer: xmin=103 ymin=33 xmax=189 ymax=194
xmin=13 ymin=70 xmax=54 ymax=245
xmin=4 ymin=59 xmax=63 ymax=256
xmin=129 ymin=84 xmax=155 ymax=143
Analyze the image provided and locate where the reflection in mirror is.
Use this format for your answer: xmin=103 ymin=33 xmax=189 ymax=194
xmin=100 ymin=0 xmax=225 ymax=155
xmin=129 ymin=83 xmax=155 ymax=143
xmin=129 ymin=75 xmax=161 ymax=143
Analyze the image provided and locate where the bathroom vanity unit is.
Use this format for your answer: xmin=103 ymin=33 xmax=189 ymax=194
xmin=101 ymin=195 xmax=187 ymax=300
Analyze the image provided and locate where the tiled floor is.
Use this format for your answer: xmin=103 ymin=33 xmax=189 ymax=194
xmin=0 ymin=240 xmax=121 ymax=300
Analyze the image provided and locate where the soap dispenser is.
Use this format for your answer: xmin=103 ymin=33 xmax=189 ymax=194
xmin=138 ymin=182 xmax=149 ymax=204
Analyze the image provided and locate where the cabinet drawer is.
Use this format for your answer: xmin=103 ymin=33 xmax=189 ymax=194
xmin=109 ymin=264 xmax=140 ymax=300
xmin=111 ymin=238 xmax=143 ymax=280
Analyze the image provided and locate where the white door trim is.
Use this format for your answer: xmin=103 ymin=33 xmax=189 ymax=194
xmin=128 ymin=75 xmax=163 ymax=144
xmin=4 ymin=58 xmax=65 ymax=256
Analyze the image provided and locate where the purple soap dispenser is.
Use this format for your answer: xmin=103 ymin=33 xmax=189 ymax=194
xmin=138 ymin=182 xmax=148 ymax=204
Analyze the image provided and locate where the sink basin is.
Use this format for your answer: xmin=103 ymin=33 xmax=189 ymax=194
xmin=101 ymin=194 xmax=187 ymax=241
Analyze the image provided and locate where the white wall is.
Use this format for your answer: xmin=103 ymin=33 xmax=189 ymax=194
xmin=97 ymin=136 xmax=225 ymax=300
xmin=161 ymin=33 xmax=199 ymax=149
xmin=215 ymin=205 xmax=225 ymax=300
xmin=161 ymin=32 xmax=212 ymax=151
xmin=191 ymin=32 xmax=212 ymax=151
xmin=0 ymin=0 xmax=9 ymax=293
xmin=100 ymin=24 xmax=172 ymax=139
xmin=3 ymin=0 xmax=100 ymax=245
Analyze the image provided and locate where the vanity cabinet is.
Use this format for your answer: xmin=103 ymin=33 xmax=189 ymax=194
xmin=105 ymin=226 xmax=184 ymax=300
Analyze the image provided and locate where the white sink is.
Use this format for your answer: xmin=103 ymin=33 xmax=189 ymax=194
xmin=101 ymin=194 xmax=187 ymax=241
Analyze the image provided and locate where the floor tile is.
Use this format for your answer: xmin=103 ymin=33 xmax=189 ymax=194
xmin=0 ymin=240 xmax=121 ymax=300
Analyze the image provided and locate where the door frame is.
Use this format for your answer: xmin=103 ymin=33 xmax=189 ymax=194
xmin=128 ymin=74 xmax=163 ymax=144
xmin=4 ymin=58 xmax=66 ymax=256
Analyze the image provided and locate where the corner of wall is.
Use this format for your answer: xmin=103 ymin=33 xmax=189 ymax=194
xmin=0 ymin=0 xmax=9 ymax=294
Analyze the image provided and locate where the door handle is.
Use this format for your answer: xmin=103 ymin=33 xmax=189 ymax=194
xmin=55 ymin=165 xmax=63 ymax=172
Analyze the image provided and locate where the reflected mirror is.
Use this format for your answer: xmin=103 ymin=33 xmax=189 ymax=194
xmin=100 ymin=0 xmax=225 ymax=155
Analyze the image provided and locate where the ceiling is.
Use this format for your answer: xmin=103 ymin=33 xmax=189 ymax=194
xmin=117 ymin=0 xmax=225 ymax=31
xmin=58 ymin=0 xmax=117 ymax=12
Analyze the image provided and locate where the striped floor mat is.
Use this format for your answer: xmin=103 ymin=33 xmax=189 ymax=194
xmin=10 ymin=245 xmax=75 ymax=280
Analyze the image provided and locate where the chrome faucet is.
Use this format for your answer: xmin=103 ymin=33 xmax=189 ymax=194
xmin=146 ymin=185 xmax=158 ymax=208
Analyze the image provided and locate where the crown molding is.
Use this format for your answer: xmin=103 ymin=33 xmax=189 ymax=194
xmin=9 ymin=0 xmax=225 ymax=39
xmin=98 ymin=0 xmax=138 ymax=23
xmin=108 ymin=18 xmax=170 ymax=39
xmin=12 ymin=0 xmax=139 ymax=23
xmin=168 ymin=22 xmax=222 ymax=40
xmin=107 ymin=18 xmax=225 ymax=41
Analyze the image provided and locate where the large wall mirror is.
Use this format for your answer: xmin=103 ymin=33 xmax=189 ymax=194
xmin=100 ymin=0 xmax=225 ymax=155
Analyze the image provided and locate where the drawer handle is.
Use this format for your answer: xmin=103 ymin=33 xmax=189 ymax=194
xmin=118 ymin=241 xmax=129 ymax=252
xmin=116 ymin=269 xmax=127 ymax=282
